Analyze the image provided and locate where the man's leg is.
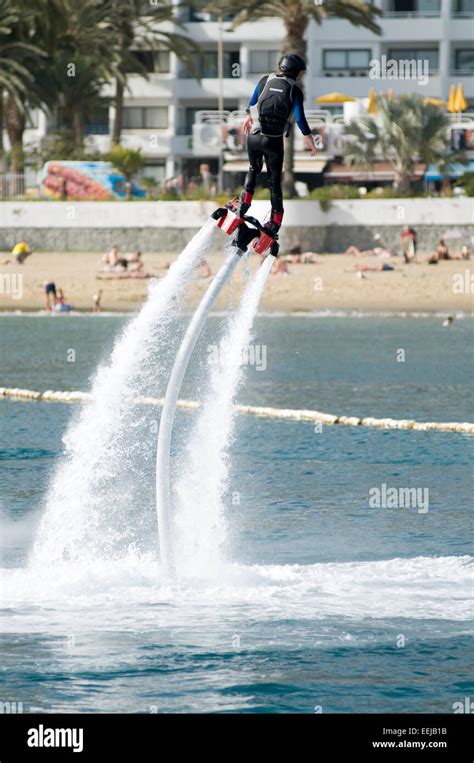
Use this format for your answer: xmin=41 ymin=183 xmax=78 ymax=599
xmin=263 ymin=136 xmax=284 ymax=235
xmin=237 ymin=133 xmax=264 ymax=215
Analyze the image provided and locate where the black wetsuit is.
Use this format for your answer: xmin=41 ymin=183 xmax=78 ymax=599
xmin=243 ymin=74 xmax=311 ymax=222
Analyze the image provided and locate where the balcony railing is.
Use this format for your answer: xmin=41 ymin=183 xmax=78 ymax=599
xmin=383 ymin=11 xmax=440 ymax=17
xmin=322 ymin=70 xmax=369 ymax=77
xmin=450 ymin=69 xmax=474 ymax=76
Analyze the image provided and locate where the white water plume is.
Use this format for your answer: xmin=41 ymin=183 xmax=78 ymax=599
xmin=173 ymin=255 xmax=274 ymax=578
xmin=30 ymin=221 xmax=215 ymax=568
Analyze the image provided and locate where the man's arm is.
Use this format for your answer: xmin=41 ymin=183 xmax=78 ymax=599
xmin=243 ymin=76 xmax=268 ymax=134
xmin=247 ymin=75 xmax=268 ymax=109
xmin=292 ymin=87 xmax=317 ymax=156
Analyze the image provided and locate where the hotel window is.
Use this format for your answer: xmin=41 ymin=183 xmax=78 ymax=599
xmin=249 ymin=50 xmax=280 ymax=73
xmin=455 ymin=49 xmax=474 ymax=71
xmin=122 ymin=106 xmax=168 ymax=129
xmin=388 ymin=49 xmax=439 ymax=70
xmin=389 ymin=0 xmax=440 ymax=11
xmin=188 ymin=50 xmax=240 ymax=78
xmin=128 ymin=50 xmax=170 ymax=74
xmin=323 ymin=49 xmax=371 ymax=70
xmin=454 ymin=0 xmax=474 ymax=11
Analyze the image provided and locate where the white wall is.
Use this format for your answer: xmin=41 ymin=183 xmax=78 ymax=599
xmin=1 ymin=199 xmax=472 ymax=228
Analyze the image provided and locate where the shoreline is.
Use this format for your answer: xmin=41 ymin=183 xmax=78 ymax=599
xmin=1 ymin=251 xmax=473 ymax=314
xmin=1 ymin=309 xmax=473 ymax=318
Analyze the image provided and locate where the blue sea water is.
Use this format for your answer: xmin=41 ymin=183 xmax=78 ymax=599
xmin=0 ymin=314 xmax=473 ymax=713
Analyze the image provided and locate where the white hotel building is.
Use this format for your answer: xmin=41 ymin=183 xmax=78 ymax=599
xmin=18 ymin=0 xmax=474 ymax=186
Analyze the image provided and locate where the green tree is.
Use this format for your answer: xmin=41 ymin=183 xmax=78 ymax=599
xmin=343 ymin=94 xmax=464 ymax=193
xmin=204 ymin=0 xmax=382 ymax=195
xmin=103 ymin=0 xmax=200 ymax=146
xmin=0 ymin=0 xmax=46 ymax=171
xmin=107 ymin=144 xmax=144 ymax=197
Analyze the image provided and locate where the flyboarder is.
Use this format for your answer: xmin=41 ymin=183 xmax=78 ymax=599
xmin=236 ymin=53 xmax=318 ymax=236
xmin=212 ymin=53 xmax=317 ymax=257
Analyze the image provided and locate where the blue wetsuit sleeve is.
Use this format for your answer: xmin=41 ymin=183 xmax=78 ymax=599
xmin=292 ymin=87 xmax=311 ymax=135
xmin=247 ymin=76 xmax=268 ymax=108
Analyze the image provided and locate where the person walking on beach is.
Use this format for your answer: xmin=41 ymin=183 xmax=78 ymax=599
xmin=43 ymin=281 xmax=56 ymax=311
xmin=235 ymin=54 xmax=318 ymax=237
xmin=401 ymin=227 xmax=417 ymax=263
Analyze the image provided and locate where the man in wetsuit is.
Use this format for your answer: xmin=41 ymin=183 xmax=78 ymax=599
xmin=236 ymin=53 xmax=318 ymax=237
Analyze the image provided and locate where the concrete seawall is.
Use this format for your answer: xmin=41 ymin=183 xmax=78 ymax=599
xmin=1 ymin=199 xmax=472 ymax=252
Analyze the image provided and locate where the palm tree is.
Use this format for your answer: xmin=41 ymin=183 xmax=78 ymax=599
xmin=0 ymin=0 xmax=45 ymax=171
xmin=107 ymin=144 xmax=144 ymax=198
xmin=343 ymin=94 xmax=464 ymax=193
xmin=103 ymin=0 xmax=200 ymax=146
xmin=1 ymin=0 xmax=72 ymax=172
xmin=205 ymin=0 xmax=382 ymax=195
xmin=2 ymin=0 xmax=120 ymax=170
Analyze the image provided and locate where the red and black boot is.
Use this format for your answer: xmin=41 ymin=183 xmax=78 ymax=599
xmin=263 ymin=211 xmax=283 ymax=238
xmin=234 ymin=190 xmax=253 ymax=218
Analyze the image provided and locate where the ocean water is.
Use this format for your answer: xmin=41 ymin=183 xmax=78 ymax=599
xmin=0 ymin=313 xmax=473 ymax=713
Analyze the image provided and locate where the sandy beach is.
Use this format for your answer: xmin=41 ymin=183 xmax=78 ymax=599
xmin=1 ymin=250 xmax=472 ymax=314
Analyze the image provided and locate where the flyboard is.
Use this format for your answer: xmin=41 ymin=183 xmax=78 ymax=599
xmin=156 ymin=200 xmax=279 ymax=576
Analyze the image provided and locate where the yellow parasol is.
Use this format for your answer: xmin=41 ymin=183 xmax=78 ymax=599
xmin=454 ymin=83 xmax=468 ymax=112
xmin=424 ymin=97 xmax=446 ymax=107
xmin=447 ymin=84 xmax=457 ymax=112
xmin=315 ymin=92 xmax=356 ymax=104
xmin=367 ymin=87 xmax=378 ymax=114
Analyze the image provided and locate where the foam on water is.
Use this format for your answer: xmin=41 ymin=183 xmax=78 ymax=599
xmin=29 ymin=221 xmax=215 ymax=569
xmin=172 ymin=255 xmax=274 ymax=578
xmin=1 ymin=555 xmax=472 ymax=636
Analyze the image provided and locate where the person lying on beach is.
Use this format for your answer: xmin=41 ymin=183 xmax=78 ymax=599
xmin=345 ymin=245 xmax=396 ymax=258
xmin=281 ymin=244 xmax=319 ymax=264
xmin=125 ymin=250 xmax=144 ymax=272
xmin=197 ymin=258 xmax=212 ymax=279
xmin=99 ymin=245 xmax=120 ymax=270
xmin=1 ymin=241 xmax=33 ymax=265
xmin=273 ymin=259 xmax=290 ymax=276
xmin=284 ymin=251 xmax=320 ymax=264
xmin=352 ymin=263 xmax=395 ymax=272
xmin=96 ymin=270 xmax=154 ymax=280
